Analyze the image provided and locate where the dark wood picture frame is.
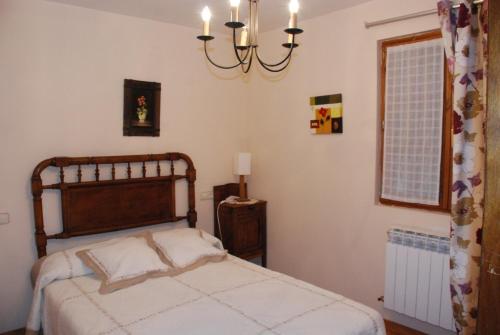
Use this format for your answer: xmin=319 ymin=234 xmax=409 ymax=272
xmin=123 ymin=79 xmax=161 ymax=137
xmin=378 ymin=29 xmax=452 ymax=213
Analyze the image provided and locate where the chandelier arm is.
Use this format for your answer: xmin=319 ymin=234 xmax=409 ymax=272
xmin=234 ymin=47 xmax=251 ymax=65
xmin=203 ymin=41 xmax=244 ymax=69
xmin=256 ymin=52 xmax=292 ymax=73
xmin=255 ymin=49 xmax=292 ymax=70
xmin=254 ymin=47 xmax=293 ymax=68
xmin=232 ymin=29 xmax=251 ymax=64
xmin=241 ymin=47 xmax=255 ymax=74
xmin=253 ymin=36 xmax=296 ymax=67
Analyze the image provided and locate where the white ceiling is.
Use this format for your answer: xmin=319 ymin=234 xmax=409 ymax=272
xmin=46 ymin=0 xmax=372 ymax=33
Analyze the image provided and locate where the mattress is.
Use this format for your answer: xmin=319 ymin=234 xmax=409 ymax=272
xmin=39 ymin=255 xmax=385 ymax=335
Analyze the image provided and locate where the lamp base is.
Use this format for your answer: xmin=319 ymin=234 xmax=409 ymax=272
xmin=239 ymin=175 xmax=247 ymax=200
xmin=235 ymin=197 xmax=250 ymax=203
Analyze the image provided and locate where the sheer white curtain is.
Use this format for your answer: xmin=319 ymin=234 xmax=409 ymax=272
xmin=382 ymin=39 xmax=444 ymax=205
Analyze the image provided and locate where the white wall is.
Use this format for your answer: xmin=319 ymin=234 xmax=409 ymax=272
xmin=0 ymin=0 xmax=455 ymax=333
xmin=246 ymin=0 xmax=452 ymax=334
xmin=0 ymin=0 xmax=248 ymax=331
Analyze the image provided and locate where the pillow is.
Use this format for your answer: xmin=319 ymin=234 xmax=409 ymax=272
xmin=31 ymin=235 xmax=128 ymax=286
xmin=200 ymin=229 xmax=224 ymax=250
xmin=76 ymin=233 xmax=170 ymax=294
xmin=151 ymin=228 xmax=226 ymax=271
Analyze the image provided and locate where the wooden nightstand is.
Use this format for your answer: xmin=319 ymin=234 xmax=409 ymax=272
xmin=213 ymin=183 xmax=267 ymax=267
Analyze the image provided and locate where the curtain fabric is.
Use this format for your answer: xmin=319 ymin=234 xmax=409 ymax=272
xmin=437 ymin=0 xmax=488 ymax=334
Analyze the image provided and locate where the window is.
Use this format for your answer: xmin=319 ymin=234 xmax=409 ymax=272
xmin=379 ymin=30 xmax=452 ymax=212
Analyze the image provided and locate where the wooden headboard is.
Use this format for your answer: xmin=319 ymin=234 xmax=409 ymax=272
xmin=31 ymin=152 xmax=197 ymax=258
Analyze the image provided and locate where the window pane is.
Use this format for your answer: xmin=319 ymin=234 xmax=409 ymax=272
xmin=381 ymin=38 xmax=444 ymax=205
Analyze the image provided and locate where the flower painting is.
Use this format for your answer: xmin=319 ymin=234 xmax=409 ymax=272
xmin=123 ymin=79 xmax=161 ymax=137
xmin=136 ymin=95 xmax=148 ymax=123
xmin=309 ymin=94 xmax=343 ymax=134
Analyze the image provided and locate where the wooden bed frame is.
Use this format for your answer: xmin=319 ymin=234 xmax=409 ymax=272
xmin=31 ymin=152 xmax=197 ymax=258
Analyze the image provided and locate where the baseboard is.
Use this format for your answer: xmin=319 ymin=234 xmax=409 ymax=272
xmin=385 ymin=320 xmax=425 ymax=335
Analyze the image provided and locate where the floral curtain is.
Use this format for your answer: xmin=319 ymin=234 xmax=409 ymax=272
xmin=437 ymin=0 xmax=488 ymax=334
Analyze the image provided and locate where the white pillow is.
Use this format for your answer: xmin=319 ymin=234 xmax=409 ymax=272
xmin=31 ymin=236 xmax=128 ymax=286
xmin=200 ymin=229 xmax=224 ymax=250
xmin=77 ymin=233 xmax=170 ymax=294
xmin=152 ymin=228 xmax=226 ymax=271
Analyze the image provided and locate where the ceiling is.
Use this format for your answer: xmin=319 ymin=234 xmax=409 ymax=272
xmin=46 ymin=0 xmax=372 ymax=33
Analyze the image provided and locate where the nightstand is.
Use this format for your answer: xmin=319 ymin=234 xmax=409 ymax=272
xmin=213 ymin=183 xmax=267 ymax=267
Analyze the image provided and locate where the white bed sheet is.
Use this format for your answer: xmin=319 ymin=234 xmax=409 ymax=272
xmin=40 ymin=256 xmax=386 ymax=335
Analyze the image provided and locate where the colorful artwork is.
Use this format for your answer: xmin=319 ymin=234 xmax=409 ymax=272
xmin=309 ymin=94 xmax=343 ymax=134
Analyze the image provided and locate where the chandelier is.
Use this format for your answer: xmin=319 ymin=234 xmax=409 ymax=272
xmin=196 ymin=0 xmax=303 ymax=73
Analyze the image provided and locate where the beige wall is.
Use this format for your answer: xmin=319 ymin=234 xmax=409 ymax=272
xmin=0 ymin=0 xmax=248 ymax=331
xmin=0 ymin=0 xmax=454 ymax=334
xmin=246 ymin=0 xmax=452 ymax=334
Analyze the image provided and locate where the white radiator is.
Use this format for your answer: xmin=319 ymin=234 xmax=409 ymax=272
xmin=384 ymin=228 xmax=455 ymax=331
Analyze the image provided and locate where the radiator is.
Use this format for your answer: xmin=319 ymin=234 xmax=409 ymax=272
xmin=384 ymin=228 xmax=455 ymax=331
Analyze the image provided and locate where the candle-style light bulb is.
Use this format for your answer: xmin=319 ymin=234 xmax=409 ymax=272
xmin=288 ymin=0 xmax=299 ymax=28
xmin=240 ymin=26 xmax=248 ymax=46
xmin=230 ymin=0 xmax=240 ymax=23
xmin=289 ymin=0 xmax=299 ymax=14
xmin=201 ymin=6 xmax=212 ymax=36
xmin=201 ymin=6 xmax=212 ymax=22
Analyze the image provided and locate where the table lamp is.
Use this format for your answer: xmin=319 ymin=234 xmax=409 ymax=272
xmin=233 ymin=152 xmax=251 ymax=201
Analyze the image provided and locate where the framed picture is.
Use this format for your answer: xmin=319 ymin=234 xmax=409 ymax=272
xmin=123 ymin=79 xmax=161 ymax=137
xmin=309 ymin=94 xmax=343 ymax=134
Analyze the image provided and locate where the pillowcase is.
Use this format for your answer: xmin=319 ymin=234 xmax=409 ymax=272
xmin=31 ymin=235 xmax=128 ymax=286
xmin=76 ymin=233 xmax=170 ymax=294
xmin=200 ymin=229 xmax=224 ymax=250
xmin=151 ymin=228 xmax=227 ymax=271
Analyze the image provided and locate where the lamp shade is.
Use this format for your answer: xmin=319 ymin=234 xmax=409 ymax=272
xmin=233 ymin=153 xmax=251 ymax=176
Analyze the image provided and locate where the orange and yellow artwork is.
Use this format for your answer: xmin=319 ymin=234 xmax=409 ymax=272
xmin=309 ymin=94 xmax=343 ymax=134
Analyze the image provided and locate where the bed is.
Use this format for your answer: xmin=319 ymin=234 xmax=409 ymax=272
xmin=27 ymin=152 xmax=386 ymax=335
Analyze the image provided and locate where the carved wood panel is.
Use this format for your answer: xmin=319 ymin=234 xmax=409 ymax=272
xmin=62 ymin=179 xmax=173 ymax=237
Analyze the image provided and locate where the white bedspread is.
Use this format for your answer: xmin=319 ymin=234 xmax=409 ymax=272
xmin=33 ymin=255 xmax=385 ymax=335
